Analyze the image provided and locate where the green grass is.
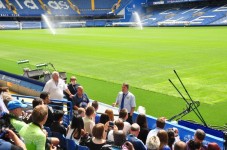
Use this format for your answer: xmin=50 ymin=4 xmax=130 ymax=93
xmin=1 ymin=27 xmax=227 ymax=126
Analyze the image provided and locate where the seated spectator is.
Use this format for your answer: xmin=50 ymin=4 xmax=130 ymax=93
xmin=19 ymin=105 xmax=56 ymax=150
xmin=32 ymin=98 xmax=44 ymax=108
xmin=65 ymin=76 xmax=80 ymax=100
xmin=146 ymin=117 xmax=166 ymax=144
xmin=118 ymin=108 xmax=131 ymax=135
xmin=136 ymin=113 xmax=150 ymax=144
xmin=0 ymin=129 xmax=27 ymax=150
xmin=23 ymin=97 xmax=43 ymax=124
xmin=105 ymin=109 xmax=114 ymax=121
xmin=85 ymin=123 xmax=108 ymax=150
xmin=173 ymin=127 xmax=180 ymax=143
xmin=187 ymin=139 xmax=202 ymax=150
xmin=66 ymin=115 xmax=87 ymax=145
xmin=167 ymin=129 xmax=175 ymax=150
xmin=113 ymin=130 xmax=126 ymax=148
xmin=50 ymin=110 xmax=66 ymax=136
xmin=187 ymin=129 xmax=207 ymax=150
xmin=174 ymin=141 xmax=186 ymax=150
xmin=0 ymin=112 xmax=17 ymax=134
xmin=39 ymin=94 xmax=60 ymax=147
xmin=64 ymin=76 xmax=80 ymax=111
xmin=83 ymin=106 xmax=95 ymax=135
xmin=207 ymin=142 xmax=220 ymax=150
xmin=102 ymin=130 xmax=126 ymax=150
xmin=127 ymin=123 xmax=146 ymax=150
xmin=7 ymin=100 xmax=27 ymax=132
xmin=78 ymin=107 xmax=86 ymax=117
xmin=157 ymin=129 xmax=171 ymax=150
xmin=108 ymin=119 xmax=124 ymax=142
xmin=72 ymin=86 xmax=89 ymax=111
xmin=99 ymin=113 xmax=110 ymax=125
xmin=146 ymin=135 xmax=160 ymax=150
xmin=194 ymin=129 xmax=207 ymax=150
xmin=92 ymin=100 xmax=100 ymax=124
xmin=40 ymin=91 xmax=54 ymax=127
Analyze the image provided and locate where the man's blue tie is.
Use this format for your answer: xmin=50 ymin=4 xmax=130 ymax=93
xmin=120 ymin=93 xmax=125 ymax=110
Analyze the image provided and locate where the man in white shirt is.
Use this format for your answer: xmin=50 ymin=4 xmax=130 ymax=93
xmin=146 ymin=117 xmax=166 ymax=145
xmin=43 ymin=71 xmax=73 ymax=109
xmin=112 ymin=83 xmax=136 ymax=124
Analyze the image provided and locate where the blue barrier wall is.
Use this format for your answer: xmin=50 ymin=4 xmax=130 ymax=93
xmin=133 ymin=113 xmax=225 ymax=149
xmin=0 ymin=70 xmax=44 ymax=94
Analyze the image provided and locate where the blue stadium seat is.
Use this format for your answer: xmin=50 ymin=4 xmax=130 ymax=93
xmin=0 ymin=0 xmax=130 ymax=17
xmin=52 ymin=132 xmax=67 ymax=150
xmin=66 ymin=139 xmax=78 ymax=150
xmin=78 ymin=144 xmax=89 ymax=150
xmin=66 ymin=139 xmax=89 ymax=150
xmin=212 ymin=16 xmax=227 ymax=25
xmin=142 ymin=3 xmax=227 ymax=26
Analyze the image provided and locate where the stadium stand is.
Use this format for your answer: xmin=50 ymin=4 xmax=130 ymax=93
xmin=212 ymin=16 xmax=227 ymax=25
xmin=142 ymin=0 xmax=227 ymax=26
xmin=0 ymin=0 xmax=142 ymax=28
xmin=0 ymin=0 xmax=128 ymax=16
xmin=1 ymin=0 xmax=227 ymax=28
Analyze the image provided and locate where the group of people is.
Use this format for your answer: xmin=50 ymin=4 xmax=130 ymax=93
xmin=0 ymin=71 xmax=222 ymax=150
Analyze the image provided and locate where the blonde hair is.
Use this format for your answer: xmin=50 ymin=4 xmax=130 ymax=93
xmin=147 ymin=135 xmax=160 ymax=150
xmin=70 ymin=76 xmax=77 ymax=81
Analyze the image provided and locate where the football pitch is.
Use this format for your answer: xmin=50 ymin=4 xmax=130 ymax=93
xmin=0 ymin=27 xmax=227 ymax=126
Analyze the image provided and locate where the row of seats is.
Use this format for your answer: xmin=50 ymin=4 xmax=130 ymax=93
xmin=0 ymin=0 xmax=129 ymax=16
xmin=142 ymin=4 xmax=227 ymax=26
xmin=212 ymin=16 xmax=227 ymax=25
